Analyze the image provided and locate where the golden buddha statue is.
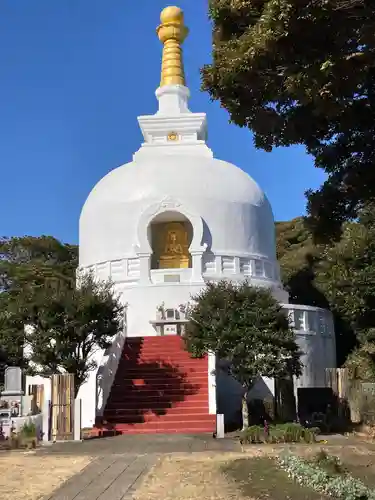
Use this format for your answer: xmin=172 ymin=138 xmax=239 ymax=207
xmin=159 ymin=222 xmax=190 ymax=269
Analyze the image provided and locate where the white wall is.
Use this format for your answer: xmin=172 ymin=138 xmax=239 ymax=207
xmin=25 ymin=375 xmax=51 ymax=403
xmin=284 ymin=304 xmax=336 ymax=389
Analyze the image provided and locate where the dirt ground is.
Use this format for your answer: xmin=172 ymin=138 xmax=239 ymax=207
xmin=0 ymin=452 xmax=91 ymax=500
xmin=134 ymin=450 xmax=275 ymax=500
xmin=134 ymin=442 xmax=375 ymax=500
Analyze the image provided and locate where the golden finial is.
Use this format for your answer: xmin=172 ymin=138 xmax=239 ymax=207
xmin=157 ymin=6 xmax=189 ymax=87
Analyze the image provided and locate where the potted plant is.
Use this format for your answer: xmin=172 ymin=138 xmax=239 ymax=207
xmin=156 ymin=302 xmax=165 ymax=320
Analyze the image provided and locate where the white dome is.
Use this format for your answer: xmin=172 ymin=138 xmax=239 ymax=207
xmin=79 ymin=154 xmax=276 ymax=268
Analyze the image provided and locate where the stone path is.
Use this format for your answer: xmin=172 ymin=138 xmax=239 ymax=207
xmin=43 ymin=453 xmax=154 ymax=500
xmin=41 ymin=434 xmax=240 ymax=500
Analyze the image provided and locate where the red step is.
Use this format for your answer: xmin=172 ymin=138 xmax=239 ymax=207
xmin=95 ymin=418 xmax=216 ymax=434
xmin=115 ymin=363 xmax=207 ymax=371
xmin=111 ymin=382 xmax=207 ymax=389
xmin=107 ymin=395 xmax=208 ymax=405
xmin=105 ymin=399 xmax=208 ymax=410
xmin=104 ymin=405 xmax=207 ymax=415
xmin=91 ymin=425 xmax=215 ymax=436
xmin=102 ymin=413 xmax=214 ymax=424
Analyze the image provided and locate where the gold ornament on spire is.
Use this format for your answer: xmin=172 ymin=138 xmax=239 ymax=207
xmin=157 ymin=6 xmax=189 ymax=87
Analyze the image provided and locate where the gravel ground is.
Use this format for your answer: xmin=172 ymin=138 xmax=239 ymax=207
xmin=0 ymin=452 xmax=92 ymax=500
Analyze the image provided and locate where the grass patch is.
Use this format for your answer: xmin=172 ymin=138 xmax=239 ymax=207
xmin=223 ymin=457 xmax=327 ymax=499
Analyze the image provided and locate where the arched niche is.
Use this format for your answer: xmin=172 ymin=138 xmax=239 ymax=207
xmin=149 ymin=211 xmax=193 ymax=270
xmin=136 ymin=197 xmax=205 ymax=258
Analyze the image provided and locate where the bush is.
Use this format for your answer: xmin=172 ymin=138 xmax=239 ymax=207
xmin=240 ymin=422 xmax=319 ymax=445
xmin=20 ymin=421 xmax=37 ymax=439
xmin=279 ymin=451 xmax=375 ymax=500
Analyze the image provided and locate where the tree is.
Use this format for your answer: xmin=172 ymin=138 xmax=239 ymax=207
xmin=276 ymin=216 xmax=358 ymax=364
xmin=315 ymin=202 xmax=375 ymax=345
xmin=0 ymin=236 xmax=124 ymax=393
xmin=202 ymin=0 xmax=375 ymax=241
xmin=23 ymin=273 xmax=125 ymax=393
xmin=276 ymin=218 xmax=325 ymax=306
xmin=276 ymin=203 xmax=375 ymax=370
xmin=0 ymin=235 xmax=78 ymax=293
xmin=0 ymin=236 xmax=78 ymax=368
xmin=345 ymin=343 xmax=375 ymax=382
xmin=184 ymin=280 xmax=302 ymax=427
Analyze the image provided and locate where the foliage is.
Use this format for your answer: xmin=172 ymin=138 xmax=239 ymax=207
xmin=23 ymin=273 xmax=124 ymax=393
xmin=203 ymin=0 xmax=375 ymax=241
xmin=0 ymin=236 xmax=124 ymax=393
xmin=278 ymin=451 xmax=375 ymax=499
xmin=185 ymin=281 xmax=302 ymax=388
xmin=0 ymin=236 xmax=78 ymax=368
xmin=20 ymin=421 xmax=37 ymax=439
xmin=240 ymin=422 xmax=319 ymax=444
xmin=0 ymin=235 xmax=78 ymax=292
xmin=276 ymin=218 xmax=326 ymax=307
xmin=276 ymin=206 xmax=375 ymax=368
xmin=345 ymin=343 xmax=375 ymax=381
xmin=315 ymin=203 xmax=375 ymax=345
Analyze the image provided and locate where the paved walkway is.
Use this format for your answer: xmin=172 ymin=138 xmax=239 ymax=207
xmin=41 ymin=434 xmax=241 ymax=500
xmin=43 ymin=453 xmax=153 ymax=500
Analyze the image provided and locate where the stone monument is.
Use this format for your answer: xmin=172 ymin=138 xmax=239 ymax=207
xmin=1 ymin=366 xmax=24 ymax=401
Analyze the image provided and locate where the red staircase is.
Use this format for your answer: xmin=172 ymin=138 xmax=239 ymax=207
xmin=94 ymin=336 xmax=216 ymax=435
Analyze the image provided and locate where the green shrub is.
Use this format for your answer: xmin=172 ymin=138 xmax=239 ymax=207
xmin=240 ymin=423 xmax=319 ymax=444
xmin=20 ymin=421 xmax=37 ymax=439
xmin=240 ymin=425 xmax=263 ymax=443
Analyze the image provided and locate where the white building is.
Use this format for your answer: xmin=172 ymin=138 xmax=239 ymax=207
xmin=77 ymin=6 xmax=336 ymax=432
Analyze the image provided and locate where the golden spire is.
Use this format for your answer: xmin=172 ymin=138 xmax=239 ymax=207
xmin=157 ymin=6 xmax=189 ymax=87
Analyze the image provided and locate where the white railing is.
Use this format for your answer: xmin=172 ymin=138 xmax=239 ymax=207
xmin=96 ymin=328 xmax=127 ymax=418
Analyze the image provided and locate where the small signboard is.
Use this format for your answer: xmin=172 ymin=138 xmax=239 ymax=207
xmin=164 ymin=274 xmax=180 ymax=283
xmin=164 ymin=324 xmax=178 ymax=335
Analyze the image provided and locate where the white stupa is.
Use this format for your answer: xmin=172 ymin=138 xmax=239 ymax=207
xmin=77 ymin=6 xmax=337 ymax=430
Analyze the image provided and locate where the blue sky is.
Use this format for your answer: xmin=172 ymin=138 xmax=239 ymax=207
xmin=0 ymin=1 xmax=326 ymax=244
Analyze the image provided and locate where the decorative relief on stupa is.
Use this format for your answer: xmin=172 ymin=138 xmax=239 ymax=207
xmin=167 ymin=132 xmax=179 ymax=141
xmin=158 ymin=196 xmax=182 ymax=211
